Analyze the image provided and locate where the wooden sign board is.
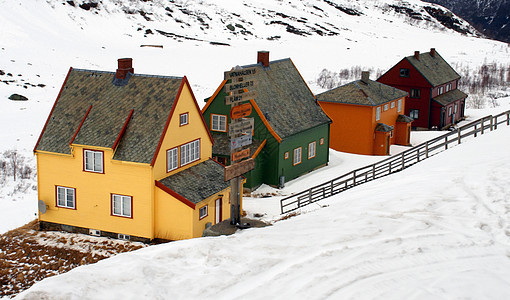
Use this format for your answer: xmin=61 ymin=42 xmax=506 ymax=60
xmin=224 ymin=158 xmax=255 ymax=181
xmin=230 ymin=103 xmax=252 ymax=119
xmin=225 ymin=90 xmax=257 ymax=105
xmin=231 ymin=148 xmax=251 ymax=162
xmin=224 ymin=68 xmax=257 ymax=79
xmin=229 ymin=117 xmax=254 ymax=136
xmin=224 ymin=80 xmax=257 ymax=94
xmin=230 ymin=134 xmax=252 ymax=150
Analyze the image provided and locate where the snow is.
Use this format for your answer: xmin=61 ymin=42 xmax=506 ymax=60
xmin=16 ymin=125 xmax=510 ymax=299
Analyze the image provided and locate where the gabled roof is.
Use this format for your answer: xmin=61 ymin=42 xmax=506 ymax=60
xmin=405 ymin=51 xmax=461 ymax=87
xmin=432 ymin=89 xmax=468 ymax=106
xmin=316 ymin=79 xmax=407 ymax=106
xmin=234 ymin=58 xmax=330 ymax=139
xmin=34 ymin=68 xmax=199 ymax=164
xmin=157 ymin=159 xmax=229 ymax=206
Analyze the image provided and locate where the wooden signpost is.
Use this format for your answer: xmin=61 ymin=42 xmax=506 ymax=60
xmin=224 ymin=66 xmax=258 ymax=226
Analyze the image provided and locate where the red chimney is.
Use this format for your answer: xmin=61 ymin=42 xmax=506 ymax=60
xmin=257 ymin=51 xmax=270 ymax=67
xmin=116 ymin=58 xmax=134 ymax=79
xmin=414 ymin=51 xmax=420 ymax=60
xmin=430 ymin=48 xmax=436 ymax=57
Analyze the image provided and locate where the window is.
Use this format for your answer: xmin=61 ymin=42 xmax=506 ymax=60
xmin=308 ymin=141 xmax=316 ymax=159
xmin=390 ymin=130 xmax=394 ymax=138
xmin=199 ymin=205 xmax=208 ymax=219
xmin=166 ymin=147 xmax=178 ymax=172
xmin=391 ymin=102 xmax=395 ymax=109
xmin=409 ymin=109 xmax=419 ymax=119
xmin=454 ymin=103 xmax=458 ymax=113
xmin=84 ymin=150 xmax=103 ymax=173
xmin=410 ymin=89 xmax=420 ymax=98
xmin=399 ymin=68 xmax=409 ymax=77
xmin=293 ymin=147 xmax=302 ymax=165
xmin=384 ymin=104 xmax=389 ymax=111
xmin=284 ymin=152 xmax=289 ymax=159
xmin=211 ymin=114 xmax=227 ymax=132
xmin=446 ymin=83 xmax=452 ymax=92
xmin=179 ymin=113 xmax=189 ymax=126
xmin=320 ymin=138 xmax=324 ymax=145
xmin=438 ymin=86 xmax=444 ymax=95
xmin=180 ymin=139 xmax=200 ymax=166
xmin=376 ymin=106 xmax=381 ymax=121
xmin=56 ymin=186 xmax=75 ymax=209
xmin=449 ymin=106 xmax=453 ymax=116
xmin=112 ymin=194 xmax=132 ymax=218
xmin=397 ymin=99 xmax=402 ymax=112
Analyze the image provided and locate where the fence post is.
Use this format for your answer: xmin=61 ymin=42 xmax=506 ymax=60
xmin=372 ymin=164 xmax=375 ymax=180
xmin=353 ymin=171 xmax=356 ymax=186
xmin=401 ymin=152 xmax=405 ymax=170
xmin=507 ymin=113 xmax=509 ymax=125
xmin=417 ymin=148 xmax=420 ymax=162
xmin=425 ymin=142 xmax=429 ymax=158
xmin=494 ymin=115 xmax=498 ymax=130
xmin=490 ymin=116 xmax=493 ymax=131
xmin=330 ymin=180 xmax=334 ymax=196
xmin=308 ymin=188 xmax=312 ymax=204
xmin=474 ymin=123 xmax=477 ymax=137
xmin=457 ymin=127 xmax=461 ymax=144
xmin=389 ymin=160 xmax=392 ymax=173
xmin=481 ymin=118 xmax=485 ymax=135
xmin=445 ymin=135 xmax=448 ymax=150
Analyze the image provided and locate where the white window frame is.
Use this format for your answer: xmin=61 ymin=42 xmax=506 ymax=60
xmin=384 ymin=104 xmax=389 ymax=111
xmin=284 ymin=152 xmax=289 ymax=160
xmin=112 ymin=194 xmax=132 ymax=218
xmin=438 ymin=86 xmax=444 ymax=95
xmin=390 ymin=102 xmax=395 ymax=109
xmin=376 ymin=106 xmax=381 ymax=121
xmin=449 ymin=107 xmax=453 ymax=116
xmin=308 ymin=141 xmax=316 ymax=159
xmin=180 ymin=113 xmax=189 ymax=126
xmin=410 ymin=109 xmax=419 ymax=119
xmin=199 ymin=205 xmax=208 ymax=219
xmin=211 ymin=114 xmax=227 ymax=132
xmin=454 ymin=103 xmax=458 ymax=113
xmin=446 ymin=83 xmax=451 ymax=92
xmin=397 ymin=99 xmax=402 ymax=112
xmin=293 ymin=147 xmax=302 ymax=165
xmin=84 ymin=150 xmax=103 ymax=173
xmin=166 ymin=147 xmax=178 ymax=172
xmin=56 ymin=186 xmax=76 ymax=209
xmin=180 ymin=139 xmax=200 ymax=166
xmin=410 ymin=88 xmax=420 ymax=99
xmin=320 ymin=137 xmax=324 ymax=145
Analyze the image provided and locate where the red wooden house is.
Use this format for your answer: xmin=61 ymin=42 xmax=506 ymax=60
xmin=378 ymin=48 xmax=468 ymax=129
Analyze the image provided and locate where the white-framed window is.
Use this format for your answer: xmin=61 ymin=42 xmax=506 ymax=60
xmin=390 ymin=130 xmax=394 ymax=138
xmin=211 ymin=114 xmax=227 ymax=132
xmin=293 ymin=147 xmax=302 ymax=165
xmin=199 ymin=205 xmax=208 ymax=219
xmin=284 ymin=152 xmax=289 ymax=159
xmin=180 ymin=139 xmax=200 ymax=166
xmin=320 ymin=137 xmax=324 ymax=145
xmin=410 ymin=88 xmax=420 ymax=98
xmin=399 ymin=68 xmax=409 ymax=77
xmin=438 ymin=86 xmax=444 ymax=95
xmin=410 ymin=109 xmax=419 ymax=119
xmin=449 ymin=106 xmax=453 ymax=116
xmin=308 ymin=141 xmax=316 ymax=159
xmin=166 ymin=147 xmax=178 ymax=172
xmin=376 ymin=106 xmax=381 ymax=121
xmin=454 ymin=103 xmax=458 ymax=113
xmin=84 ymin=149 xmax=103 ymax=173
xmin=397 ymin=99 xmax=402 ymax=112
xmin=384 ymin=104 xmax=389 ymax=111
xmin=390 ymin=102 xmax=395 ymax=109
xmin=180 ymin=113 xmax=189 ymax=126
xmin=446 ymin=83 xmax=452 ymax=92
xmin=56 ymin=186 xmax=75 ymax=209
xmin=112 ymin=194 xmax=132 ymax=218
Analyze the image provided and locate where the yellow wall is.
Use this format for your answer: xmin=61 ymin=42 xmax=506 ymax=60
xmin=37 ymin=146 xmax=154 ymax=239
xmin=191 ymin=189 xmax=231 ymax=238
xmin=154 ymin=187 xmax=193 ymax=240
xmin=153 ymin=83 xmax=213 ymax=180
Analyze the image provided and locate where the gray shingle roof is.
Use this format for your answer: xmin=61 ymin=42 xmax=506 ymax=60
xmin=316 ymin=79 xmax=407 ymax=106
xmin=233 ymin=59 xmax=330 ymax=139
xmin=406 ymin=51 xmax=461 ymax=86
xmin=35 ymin=68 xmax=183 ymax=164
xmin=375 ymin=123 xmax=393 ymax=132
xmin=158 ymin=159 xmax=230 ymax=204
xmin=433 ymin=89 xmax=468 ymax=106
xmin=396 ymin=114 xmax=414 ymax=123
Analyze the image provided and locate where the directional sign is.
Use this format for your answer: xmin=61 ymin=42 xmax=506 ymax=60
xmin=230 ymin=103 xmax=252 ymax=120
xmin=231 ymin=148 xmax=251 ymax=162
xmin=224 ymin=158 xmax=255 ymax=181
xmin=229 ymin=117 xmax=254 ymax=136
xmin=224 ymin=80 xmax=257 ymax=94
xmin=224 ymin=68 xmax=258 ymax=80
xmin=225 ymin=90 xmax=258 ymax=105
xmin=230 ymin=134 xmax=252 ymax=150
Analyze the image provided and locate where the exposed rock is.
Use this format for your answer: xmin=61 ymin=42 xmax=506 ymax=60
xmin=8 ymin=94 xmax=28 ymax=101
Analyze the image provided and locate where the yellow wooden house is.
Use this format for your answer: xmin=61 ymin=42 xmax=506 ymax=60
xmin=34 ymin=58 xmax=234 ymax=242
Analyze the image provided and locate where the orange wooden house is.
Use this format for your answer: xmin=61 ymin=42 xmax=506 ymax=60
xmin=316 ymin=72 xmax=413 ymax=155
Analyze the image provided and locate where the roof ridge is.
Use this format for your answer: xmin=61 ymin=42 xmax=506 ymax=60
xmin=72 ymin=68 xmax=183 ymax=79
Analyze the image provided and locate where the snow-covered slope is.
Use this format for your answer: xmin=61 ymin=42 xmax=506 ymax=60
xmin=17 ymin=125 xmax=510 ymax=299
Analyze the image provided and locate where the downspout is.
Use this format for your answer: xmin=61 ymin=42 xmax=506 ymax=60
xmin=428 ymin=87 xmax=433 ymax=129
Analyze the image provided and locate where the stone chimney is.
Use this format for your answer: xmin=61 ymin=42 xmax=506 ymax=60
xmin=430 ymin=48 xmax=436 ymax=57
xmin=361 ymin=71 xmax=370 ymax=84
xmin=257 ymin=51 xmax=270 ymax=67
xmin=414 ymin=51 xmax=420 ymax=60
xmin=115 ymin=58 xmax=134 ymax=79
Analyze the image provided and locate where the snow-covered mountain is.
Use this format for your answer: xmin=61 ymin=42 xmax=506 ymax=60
xmin=424 ymin=0 xmax=510 ymax=42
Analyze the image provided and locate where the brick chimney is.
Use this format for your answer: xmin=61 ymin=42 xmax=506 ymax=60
xmin=257 ymin=51 xmax=270 ymax=67
xmin=116 ymin=58 xmax=134 ymax=79
xmin=414 ymin=51 xmax=420 ymax=60
xmin=430 ymin=48 xmax=436 ymax=57
xmin=361 ymin=71 xmax=370 ymax=84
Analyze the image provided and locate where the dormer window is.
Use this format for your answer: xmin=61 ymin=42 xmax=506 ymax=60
xmin=180 ymin=113 xmax=189 ymax=126
xmin=84 ymin=149 xmax=103 ymax=173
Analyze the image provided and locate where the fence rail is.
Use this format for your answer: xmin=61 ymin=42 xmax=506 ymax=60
xmin=280 ymin=110 xmax=510 ymax=214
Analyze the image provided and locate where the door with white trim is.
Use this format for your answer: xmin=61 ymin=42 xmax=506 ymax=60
xmin=215 ymin=198 xmax=222 ymax=224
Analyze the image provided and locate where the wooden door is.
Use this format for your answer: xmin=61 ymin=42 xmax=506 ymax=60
xmin=215 ymin=198 xmax=222 ymax=224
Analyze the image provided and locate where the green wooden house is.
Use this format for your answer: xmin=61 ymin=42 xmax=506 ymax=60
xmin=202 ymin=51 xmax=331 ymax=190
